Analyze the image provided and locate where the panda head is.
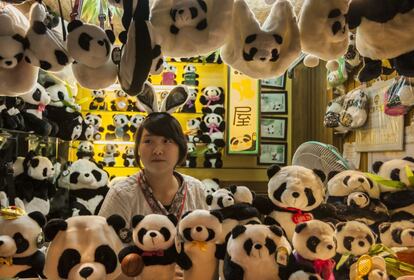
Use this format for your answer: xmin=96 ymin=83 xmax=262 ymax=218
xmin=335 ymin=221 xmax=376 ymax=256
xmin=44 ymin=80 xmax=72 ymax=107
xmin=293 ymin=220 xmax=336 ymax=261
xmin=131 ymin=214 xmax=177 ymax=251
xmin=201 ymin=178 xmax=220 ymax=196
xmin=58 ymin=159 xmax=108 ymax=190
xmin=104 ymin=144 xmax=118 ymax=154
xmin=163 ymin=63 xmax=177 ymax=73
xmin=124 ymin=146 xmax=135 ymax=157
xmin=206 ymin=188 xmax=234 ymax=210
xmin=0 ymin=211 xmax=46 ymax=258
xmin=267 ymin=165 xmax=326 ymax=211
xmin=188 ymin=88 xmax=198 ymax=101
xmin=243 ymin=33 xmax=282 ymax=62
xmin=92 ymin=90 xmax=106 ymax=100
xmin=20 ymin=83 xmax=51 ymax=106
xmin=327 ymin=170 xmax=380 ymax=199
xmin=67 ymin=20 xmax=115 ymax=68
xmin=0 ymin=34 xmax=27 ymax=69
xmin=379 ymin=220 xmax=414 ymax=248
xmin=187 ymin=142 xmax=196 ymax=153
xmin=114 ymin=90 xmax=128 ymax=99
xmin=227 ymin=185 xmax=255 ymax=205
xmin=85 ymin=113 xmax=103 ymax=128
xmin=23 ymin=152 xmax=55 ymax=180
xmin=113 ymin=114 xmax=129 ymax=128
xmin=202 ymin=86 xmax=223 ymax=99
xmin=77 ymin=141 xmax=94 ymax=154
xmin=203 ymin=113 xmax=223 ymax=127
xmin=183 ymin=64 xmax=197 ymax=73
xmin=130 ymin=114 xmax=145 ymax=128
xmin=230 ymin=134 xmax=253 ymax=152
xmin=372 ymin=157 xmax=414 ymax=192
xmin=170 ymin=0 xmax=207 ymax=30
xmin=227 ymin=224 xmax=291 ymax=261
xmin=43 ymin=215 xmax=126 ymax=280
xmin=179 ymin=210 xmax=222 ymax=242
xmin=187 ymin=117 xmax=201 ymax=130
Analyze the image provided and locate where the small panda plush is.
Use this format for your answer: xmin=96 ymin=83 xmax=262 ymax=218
xmin=161 ymin=63 xmax=177 ymax=85
xmin=106 ymin=114 xmax=130 ymax=141
xmin=181 ymin=88 xmax=198 ymax=113
xmin=76 ymin=141 xmax=95 ymax=160
xmin=111 ymin=90 xmax=130 ymax=112
xmin=43 ymin=79 xmax=80 ymax=113
xmin=0 ymin=210 xmax=46 ymax=279
xmin=98 ymin=144 xmax=120 ymax=167
xmin=226 ymin=185 xmax=255 ymax=205
xmin=184 ymin=141 xmax=197 ymax=168
xmin=84 ymin=113 xmax=104 ymax=140
xmin=89 ymin=89 xmax=107 ymax=110
xmin=176 ymin=209 xmax=223 ymax=280
xmin=43 ymin=215 xmax=126 ymax=280
xmin=118 ymin=214 xmax=178 ymax=280
xmin=182 ymin=64 xmax=199 ymax=86
xmin=372 ymin=157 xmax=414 ymax=220
xmin=199 ymin=111 xmax=225 ymax=148
xmin=14 ymin=151 xmax=56 ymax=216
xmin=224 ymin=224 xmax=292 ymax=280
xmin=379 ymin=220 xmax=414 ymax=249
xmin=78 ymin=119 xmax=95 ymax=141
xmin=200 ymin=86 xmax=225 ymax=109
xmin=203 ymin=143 xmax=223 ymax=168
xmin=201 ymin=178 xmax=220 ymax=197
xmin=206 ymin=188 xmax=235 ymax=210
xmin=129 ymin=114 xmax=145 ymax=134
xmin=122 ymin=146 xmax=137 ymax=167
xmin=289 ymin=220 xmax=337 ymax=280
xmin=0 ymin=96 xmax=25 ymax=131
xmin=186 ymin=117 xmax=202 ymax=144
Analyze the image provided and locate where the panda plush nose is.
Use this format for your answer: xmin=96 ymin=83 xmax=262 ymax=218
xmin=80 ymin=267 xmax=93 ymax=278
xmin=85 ymin=173 xmax=90 ymax=177
xmin=5 ymin=60 xmax=12 ymax=66
xmin=179 ymin=9 xmax=184 ymax=14
xmin=292 ymin=192 xmax=300 ymax=198
xmin=254 ymin=244 xmax=262 ymax=249
xmin=150 ymin=232 xmax=157 ymax=238
xmin=260 ymin=57 xmax=266 ymax=61
xmin=196 ymin=226 xmax=203 ymax=232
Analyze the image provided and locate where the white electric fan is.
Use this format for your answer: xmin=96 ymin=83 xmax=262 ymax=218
xmin=292 ymin=141 xmax=353 ymax=183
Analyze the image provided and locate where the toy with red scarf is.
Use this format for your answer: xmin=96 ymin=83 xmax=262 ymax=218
xmin=118 ymin=214 xmax=178 ymax=279
xmin=288 ymin=220 xmax=337 ymax=280
xmin=200 ymin=86 xmax=225 ymax=115
xmin=253 ymin=164 xmax=342 ymax=241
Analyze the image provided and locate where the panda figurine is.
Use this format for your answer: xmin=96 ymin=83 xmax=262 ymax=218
xmin=223 ymin=224 xmax=292 ymax=280
xmin=199 ymin=110 xmax=225 ymax=148
xmin=76 ymin=141 xmax=95 ymax=160
xmin=201 ymin=178 xmax=220 ymax=197
xmin=372 ymin=157 xmax=414 ymax=220
xmin=118 ymin=214 xmax=178 ymax=280
xmin=43 ymin=215 xmax=126 ymax=280
xmin=288 ymin=220 xmax=337 ymax=280
xmin=176 ymin=209 xmax=223 ymax=280
xmin=0 ymin=210 xmax=46 ymax=279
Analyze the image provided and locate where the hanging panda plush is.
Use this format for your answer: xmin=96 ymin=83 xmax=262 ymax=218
xmin=176 ymin=209 xmax=223 ymax=280
xmin=43 ymin=215 xmax=127 ymax=280
xmin=0 ymin=209 xmax=46 ymax=279
xmin=221 ymin=0 xmax=301 ymax=79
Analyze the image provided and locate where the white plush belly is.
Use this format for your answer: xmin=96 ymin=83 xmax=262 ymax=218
xmin=0 ymin=264 xmax=31 ymax=278
xmin=138 ymin=264 xmax=175 ymax=280
xmin=239 ymin=258 xmax=279 ymax=280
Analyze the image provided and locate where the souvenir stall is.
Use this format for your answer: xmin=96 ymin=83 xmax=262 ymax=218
xmin=1 ymin=0 xmax=414 ymax=279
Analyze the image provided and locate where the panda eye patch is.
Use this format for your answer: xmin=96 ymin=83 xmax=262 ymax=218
xmin=58 ymin=249 xmax=81 ymax=278
xmin=160 ymin=227 xmax=171 ymax=241
xmin=13 ymin=232 xmax=29 ymax=253
xmin=95 ymin=245 xmax=117 ymax=274
xmin=306 ymin=236 xmax=320 ymax=253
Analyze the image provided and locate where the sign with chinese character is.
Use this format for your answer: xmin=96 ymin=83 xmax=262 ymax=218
xmin=227 ymin=69 xmax=259 ymax=154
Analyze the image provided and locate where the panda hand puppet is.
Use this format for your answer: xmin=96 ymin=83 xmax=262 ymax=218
xmin=0 ymin=210 xmax=46 ymax=279
xmin=67 ymin=20 xmax=118 ymax=90
xmin=14 ymin=151 xmax=56 ymax=216
xmin=150 ymin=0 xmax=233 ymax=58
xmin=223 ymin=224 xmax=292 ymax=280
xmin=298 ymin=0 xmax=349 ymax=63
xmin=25 ymin=3 xmax=72 ymax=72
xmin=221 ymin=0 xmax=301 ymax=79
xmin=118 ymin=214 xmax=178 ymax=280
xmin=43 ymin=215 xmax=126 ymax=280
xmin=118 ymin=0 xmax=164 ymax=96
xmin=0 ymin=4 xmax=39 ymax=96
xmin=176 ymin=210 xmax=223 ymax=280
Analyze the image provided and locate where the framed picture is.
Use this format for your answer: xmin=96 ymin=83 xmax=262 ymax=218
xmin=260 ymin=73 xmax=286 ymax=89
xmin=260 ymin=117 xmax=287 ymax=140
xmin=258 ymin=142 xmax=287 ymax=165
xmin=260 ymin=91 xmax=287 ymax=114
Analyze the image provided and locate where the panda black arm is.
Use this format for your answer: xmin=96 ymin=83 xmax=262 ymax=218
xmin=218 ymin=122 xmax=225 ymax=131
xmin=313 ymin=203 xmax=345 ymax=222
xmin=98 ymin=127 xmax=104 ymax=132
xmin=199 ymin=95 xmax=208 ymax=105
xmin=223 ymin=255 xmax=244 ymax=280
xmin=381 ymin=190 xmax=414 ymax=209
xmin=215 ymin=243 xmax=226 ymax=260
xmin=15 ymin=251 xmax=46 ymax=278
xmin=176 ymin=248 xmax=193 ymax=270
xmin=252 ymin=195 xmax=276 ymax=215
xmin=46 ymin=180 xmax=56 ymax=198
xmin=107 ymin=124 xmax=115 ymax=131
xmin=199 ymin=122 xmax=208 ymax=131
xmin=118 ymin=246 xmax=142 ymax=262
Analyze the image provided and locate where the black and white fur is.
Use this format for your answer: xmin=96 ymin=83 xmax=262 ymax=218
xmin=169 ymin=0 xmax=208 ymax=35
xmin=106 ymin=114 xmax=130 ymax=141
xmin=76 ymin=141 xmax=95 ymax=160
xmin=122 ymin=146 xmax=137 ymax=167
xmin=84 ymin=113 xmax=104 ymax=140
xmin=98 ymin=144 xmax=119 ymax=167
xmin=379 ymin=220 xmax=414 ymax=248
xmin=201 ymin=178 xmax=220 ymax=197
xmin=206 ymin=188 xmax=235 ymax=210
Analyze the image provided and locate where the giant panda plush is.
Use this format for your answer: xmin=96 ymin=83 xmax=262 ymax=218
xmin=372 ymin=157 xmax=414 ymax=221
xmin=176 ymin=209 xmax=223 ymax=280
xmin=0 ymin=209 xmax=46 ymax=279
xmin=43 ymin=215 xmax=126 ymax=280
xmin=223 ymin=224 xmax=292 ymax=280
xmin=206 ymin=188 xmax=235 ymax=210
xmin=118 ymin=214 xmax=178 ymax=279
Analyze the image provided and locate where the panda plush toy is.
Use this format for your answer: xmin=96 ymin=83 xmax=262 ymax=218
xmin=67 ymin=20 xmax=117 ymax=90
xmin=111 ymin=90 xmax=130 ymax=112
xmin=14 ymin=151 xmax=56 ymax=216
xmin=0 ymin=209 xmax=46 ymax=279
xmin=379 ymin=219 xmax=414 ymax=249
xmin=200 ymin=86 xmax=225 ymax=115
xmin=223 ymin=224 xmax=292 ymax=280
xmin=43 ymin=79 xmax=80 ymax=113
xmin=186 ymin=117 xmax=202 ymax=144
xmin=106 ymin=114 xmax=130 ymax=141
xmin=199 ymin=110 xmax=226 ymax=148
xmin=85 ymin=113 xmax=104 ymax=141
xmin=226 ymin=185 xmax=255 ymax=205
xmin=55 ymin=159 xmax=109 ymax=217
xmin=0 ymin=96 xmax=26 ymax=131
xmin=221 ymin=0 xmax=301 ymax=79
xmin=288 ymin=220 xmax=337 ymax=280
xmin=184 ymin=141 xmax=197 ymax=168
xmin=203 ymin=143 xmax=223 ymax=168
xmin=181 ymin=88 xmax=198 ymax=113
xmin=161 ymin=63 xmax=177 ymax=85
xmin=76 ymin=141 xmax=95 ymax=160
xmin=43 ymin=215 xmax=127 ymax=280
xmin=129 ymin=114 xmax=145 ymax=134
xmin=206 ymin=188 xmax=235 ymax=210
xmin=118 ymin=214 xmax=178 ymax=280
xmin=201 ymin=178 xmax=220 ymax=197
xmin=182 ymin=64 xmax=199 ymax=86
xmin=98 ymin=144 xmax=120 ymax=167
xmin=89 ymin=89 xmax=107 ymax=110
xmin=122 ymin=146 xmax=137 ymax=167
xmin=176 ymin=209 xmax=223 ymax=280
xmin=327 ymin=170 xmax=389 ymax=229
xmin=372 ymin=157 xmax=414 ymax=221
xmin=150 ymin=0 xmax=233 ymax=57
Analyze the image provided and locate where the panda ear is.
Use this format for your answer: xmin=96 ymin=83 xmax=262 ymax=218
xmin=295 ymin=222 xmax=307 ymax=234
xmin=231 ymin=225 xmax=247 ymax=239
xmin=269 ymin=225 xmax=284 ymax=237
xmin=327 ymin=222 xmax=335 ymax=231
xmin=327 ymin=171 xmax=340 ymax=181
xmin=181 ymin=211 xmax=192 ymax=220
xmin=335 ymin=222 xmax=346 ymax=232
xmin=228 ymin=185 xmax=237 ymax=194
xmin=161 ymin=85 xmax=189 ymax=114
xmin=379 ymin=222 xmax=391 ymax=234
xmin=106 ymin=214 xmax=126 ymax=233
xmin=403 ymin=156 xmax=414 ymax=163
xmin=372 ymin=161 xmax=384 ymax=174
xmin=201 ymin=87 xmax=206 ymax=93
xmin=105 ymin=30 xmax=116 ymax=44
xmin=267 ymin=164 xmax=281 ymax=179
xmin=44 ymin=219 xmax=68 ymax=242
xmin=31 ymin=158 xmax=40 ymax=168
xmin=28 ymin=211 xmax=46 ymax=228
xmin=219 ymin=87 xmax=224 ymax=94
xmin=206 ymin=194 xmax=213 ymax=205
xmin=313 ymin=169 xmax=326 ymax=182
xmin=167 ymin=214 xmax=178 ymax=226
xmin=67 ymin=20 xmax=83 ymax=33
xmin=12 ymin=34 xmax=29 ymax=49
xmin=137 ymin=82 xmax=157 ymax=113
xmin=132 ymin=215 xmax=145 ymax=228
xmin=210 ymin=210 xmax=223 ymax=223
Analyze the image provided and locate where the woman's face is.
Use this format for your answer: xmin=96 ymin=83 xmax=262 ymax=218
xmin=138 ymin=129 xmax=180 ymax=173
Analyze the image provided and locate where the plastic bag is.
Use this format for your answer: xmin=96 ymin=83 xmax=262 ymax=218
xmin=385 ymin=76 xmax=414 ymax=116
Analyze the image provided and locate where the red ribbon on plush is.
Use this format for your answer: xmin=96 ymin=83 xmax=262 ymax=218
xmin=142 ymin=250 xmax=164 ymax=257
xmin=314 ymin=259 xmax=336 ymax=280
xmin=38 ymin=104 xmax=46 ymax=112
xmin=206 ymin=96 xmax=220 ymax=106
xmin=208 ymin=123 xmax=221 ymax=135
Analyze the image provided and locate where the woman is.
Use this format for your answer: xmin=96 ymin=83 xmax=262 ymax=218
xmin=99 ymin=112 xmax=208 ymax=225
